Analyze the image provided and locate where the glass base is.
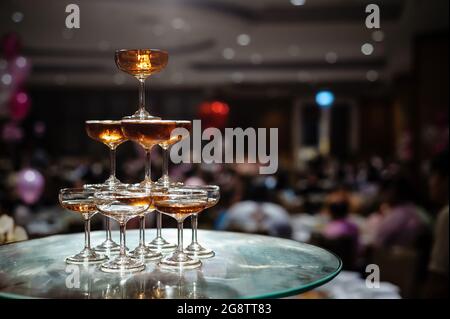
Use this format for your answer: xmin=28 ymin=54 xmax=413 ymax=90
xmin=185 ymin=242 xmax=215 ymax=259
xmin=154 ymin=177 xmax=183 ymax=188
xmin=95 ymin=239 xmax=121 ymax=252
xmin=130 ymin=244 xmax=162 ymax=261
xmin=123 ymin=109 xmax=161 ymax=120
xmin=158 ymin=251 xmax=202 ymax=270
xmin=66 ymin=248 xmax=108 ymax=265
xmin=139 ymin=179 xmax=155 ymax=191
xmin=100 ymin=255 xmax=145 ymax=273
xmin=148 ymin=236 xmax=177 ymax=252
xmin=105 ymin=175 xmax=122 ymax=187
xmin=83 ymin=182 xmax=129 ymax=191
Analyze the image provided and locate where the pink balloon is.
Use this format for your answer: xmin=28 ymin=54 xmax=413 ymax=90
xmin=16 ymin=168 xmax=45 ymax=205
xmin=9 ymin=90 xmax=31 ymax=121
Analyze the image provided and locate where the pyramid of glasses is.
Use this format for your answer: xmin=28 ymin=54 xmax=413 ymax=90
xmin=59 ymin=49 xmax=220 ymax=273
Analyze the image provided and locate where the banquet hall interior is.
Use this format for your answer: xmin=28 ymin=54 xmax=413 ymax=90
xmin=0 ymin=0 xmax=448 ymax=299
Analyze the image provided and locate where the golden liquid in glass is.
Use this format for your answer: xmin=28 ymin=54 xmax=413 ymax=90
xmin=159 ymin=121 xmax=192 ymax=148
xmin=117 ymin=195 xmax=152 ymax=207
xmin=154 ymin=200 xmax=206 ymax=219
xmin=115 ymin=49 xmax=168 ymax=78
xmin=85 ymin=120 xmax=127 ymax=149
xmin=61 ymin=199 xmax=96 ymax=213
xmin=121 ymin=120 xmax=178 ymax=150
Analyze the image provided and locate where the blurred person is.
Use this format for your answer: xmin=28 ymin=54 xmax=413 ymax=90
xmin=321 ymin=187 xmax=359 ymax=243
xmin=311 ymin=186 xmax=359 ymax=269
xmin=373 ymin=175 xmax=431 ymax=250
xmin=423 ymin=150 xmax=449 ymax=298
xmin=217 ymin=181 xmax=292 ymax=238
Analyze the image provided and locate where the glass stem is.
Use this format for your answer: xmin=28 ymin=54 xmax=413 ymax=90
xmin=191 ymin=214 xmax=198 ymax=244
xmin=156 ymin=212 xmax=162 ymax=237
xmin=177 ymin=220 xmax=184 ymax=254
xmin=119 ymin=222 xmax=126 ymax=258
xmin=138 ymin=78 xmax=146 ymax=114
xmin=139 ymin=216 xmax=145 ymax=245
xmin=162 ymin=146 xmax=169 ymax=187
xmin=84 ymin=216 xmax=91 ymax=250
xmin=105 ymin=217 xmax=112 ymax=240
xmin=145 ymin=149 xmax=152 ymax=185
xmin=109 ymin=147 xmax=116 ymax=180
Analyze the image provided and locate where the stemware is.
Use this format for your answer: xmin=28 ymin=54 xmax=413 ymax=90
xmin=95 ymin=189 xmax=152 ymax=273
xmin=155 ymin=120 xmax=192 ymax=188
xmin=85 ymin=120 xmax=128 ymax=252
xmin=184 ymin=185 xmax=220 ymax=259
xmin=85 ymin=120 xmax=128 ymax=187
xmin=59 ymin=188 xmax=108 ymax=264
xmin=121 ymin=119 xmax=181 ymax=251
xmin=127 ymin=186 xmax=162 ymax=261
xmin=152 ymin=188 xmax=208 ymax=270
xmin=115 ymin=49 xmax=167 ymax=119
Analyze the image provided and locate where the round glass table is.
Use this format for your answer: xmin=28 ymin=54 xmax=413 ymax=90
xmin=0 ymin=230 xmax=341 ymax=299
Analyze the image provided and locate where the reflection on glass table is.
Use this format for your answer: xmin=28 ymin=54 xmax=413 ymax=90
xmin=0 ymin=229 xmax=342 ymax=299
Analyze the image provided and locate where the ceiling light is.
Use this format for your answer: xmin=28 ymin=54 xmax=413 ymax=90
xmin=11 ymin=12 xmax=24 ymax=23
xmin=237 ymin=34 xmax=251 ymax=46
xmin=290 ymin=0 xmax=306 ymax=6
xmin=316 ymin=91 xmax=334 ymax=108
xmin=366 ymin=70 xmax=379 ymax=82
xmin=325 ymin=52 xmax=338 ymax=64
xmin=361 ymin=43 xmax=374 ymax=55
xmin=222 ymin=48 xmax=235 ymax=60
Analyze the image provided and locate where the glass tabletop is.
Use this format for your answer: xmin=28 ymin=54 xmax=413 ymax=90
xmin=0 ymin=229 xmax=342 ymax=299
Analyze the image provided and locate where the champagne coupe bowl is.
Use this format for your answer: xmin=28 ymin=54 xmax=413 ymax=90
xmin=85 ymin=120 xmax=128 ymax=188
xmin=115 ymin=49 xmax=167 ymax=120
xmin=120 ymin=119 xmax=178 ymax=190
xmin=95 ymin=189 xmax=152 ymax=273
xmin=152 ymin=188 xmax=209 ymax=270
xmin=59 ymin=188 xmax=108 ymax=264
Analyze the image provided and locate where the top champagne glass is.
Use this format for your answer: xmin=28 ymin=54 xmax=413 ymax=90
xmin=115 ymin=49 xmax=168 ymax=119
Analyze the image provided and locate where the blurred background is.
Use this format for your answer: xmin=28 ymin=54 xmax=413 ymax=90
xmin=0 ymin=0 xmax=448 ymax=298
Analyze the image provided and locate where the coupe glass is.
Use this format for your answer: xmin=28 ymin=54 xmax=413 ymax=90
xmin=184 ymin=185 xmax=220 ymax=259
xmin=121 ymin=119 xmax=181 ymax=251
xmin=115 ymin=49 xmax=167 ymax=120
xmin=152 ymin=188 xmax=208 ymax=270
xmin=155 ymin=120 xmax=192 ymax=188
xmin=85 ymin=120 xmax=128 ymax=252
xmin=59 ymin=188 xmax=108 ymax=264
xmin=128 ymin=186 xmax=162 ymax=261
xmin=95 ymin=189 xmax=152 ymax=273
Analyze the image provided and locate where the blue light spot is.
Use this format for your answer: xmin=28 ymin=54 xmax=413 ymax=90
xmin=315 ymin=91 xmax=334 ymax=108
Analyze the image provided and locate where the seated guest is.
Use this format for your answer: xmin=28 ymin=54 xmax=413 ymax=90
xmin=373 ymin=175 xmax=431 ymax=250
xmin=311 ymin=187 xmax=359 ymax=269
xmin=218 ymin=183 xmax=292 ymax=239
xmin=321 ymin=187 xmax=359 ymax=243
xmin=423 ymin=150 xmax=449 ymax=298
